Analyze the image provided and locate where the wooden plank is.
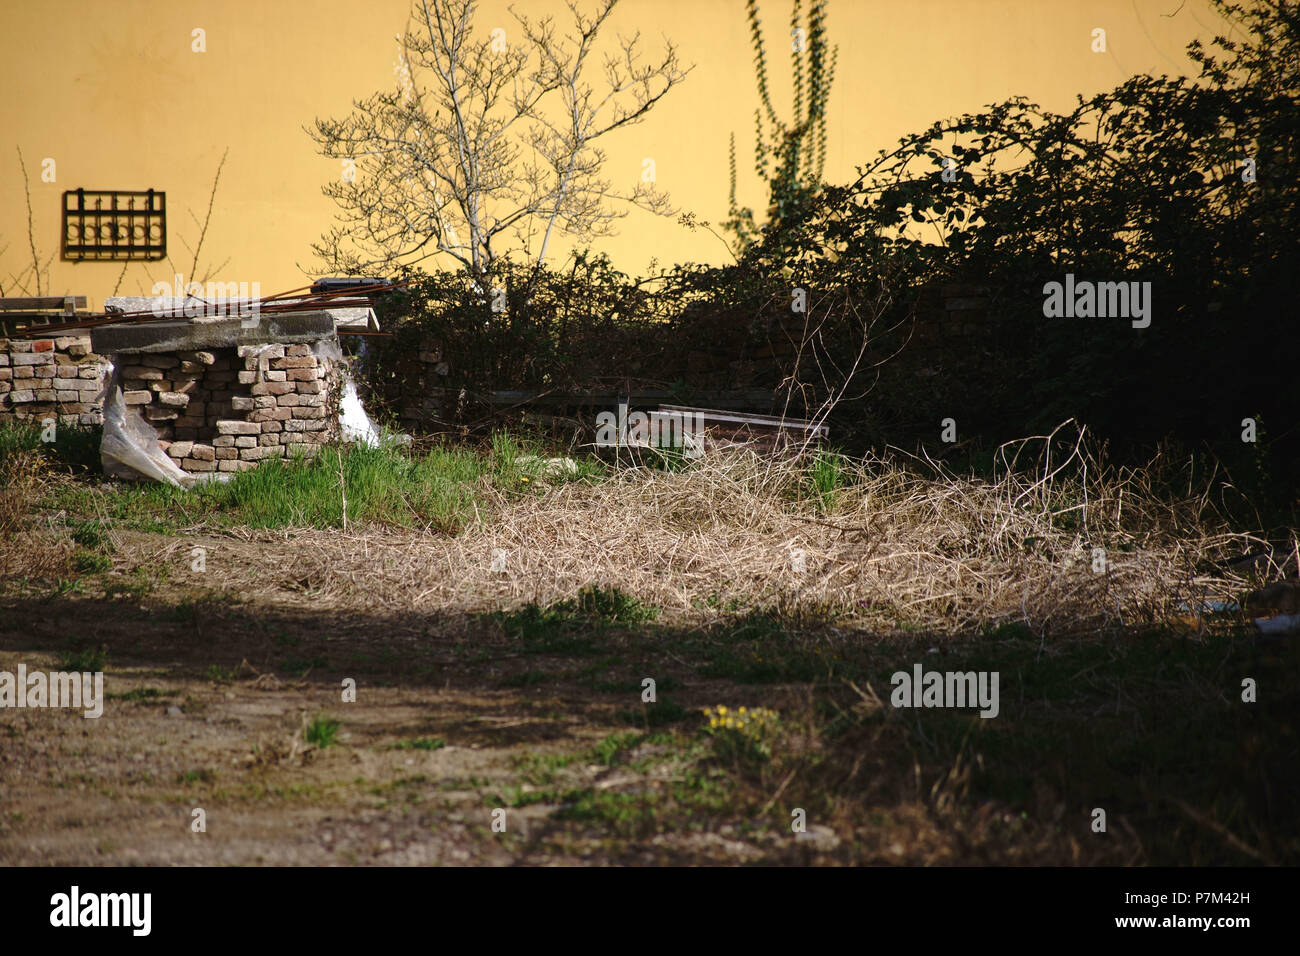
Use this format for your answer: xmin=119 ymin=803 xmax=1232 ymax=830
xmin=483 ymin=389 xmax=786 ymax=410
xmin=657 ymin=404 xmax=827 ymax=432
xmin=0 ymin=296 xmax=88 ymax=311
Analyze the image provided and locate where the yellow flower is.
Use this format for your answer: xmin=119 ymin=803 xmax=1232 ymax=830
xmin=739 ymin=706 xmax=747 ymax=714
xmin=717 ymin=706 xmax=728 ymax=715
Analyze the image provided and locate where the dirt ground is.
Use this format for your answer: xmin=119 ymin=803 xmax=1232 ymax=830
xmin=3 ymin=516 xmax=1293 ymax=867
xmin=0 ymin=528 xmax=848 ymax=865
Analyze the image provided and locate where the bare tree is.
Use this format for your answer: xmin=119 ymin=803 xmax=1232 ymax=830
xmin=307 ymin=0 xmax=690 ymax=276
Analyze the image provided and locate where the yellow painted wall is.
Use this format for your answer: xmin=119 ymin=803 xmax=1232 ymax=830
xmin=1 ymin=0 xmax=1225 ymax=306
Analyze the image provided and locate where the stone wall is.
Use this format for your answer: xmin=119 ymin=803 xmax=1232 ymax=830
xmin=0 ymin=334 xmax=111 ymax=426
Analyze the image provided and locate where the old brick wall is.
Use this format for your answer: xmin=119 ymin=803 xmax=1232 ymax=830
xmin=0 ymin=335 xmax=111 ymax=425
xmin=124 ymin=343 xmax=339 ymax=475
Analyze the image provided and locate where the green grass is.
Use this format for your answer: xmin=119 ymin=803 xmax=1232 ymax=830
xmin=393 ymin=737 xmax=445 ymax=751
xmin=617 ymin=696 xmax=690 ymax=727
xmin=106 ymin=687 xmax=174 ymax=703
xmin=802 ymin=449 xmax=849 ymax=513
xmin=491 ymin=586 xmax=657 ymax=656
xmin=279 ymin=655 xmax=328 ymax=676
xmin=72 ymin=551 xmax=111 ymax=574
xmin=0 ymin=420 xmax=101 ymax=474
xmin=37 ymin=432 xmax=599 ymax=535
xmin=305 ymin=715 xmax=341 ymax=748
xmin=60 ymin=647 xmax=106 ymax=671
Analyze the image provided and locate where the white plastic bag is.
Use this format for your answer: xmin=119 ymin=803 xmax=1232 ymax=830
xmin=99 ymin=365 xmax=191 ymax=487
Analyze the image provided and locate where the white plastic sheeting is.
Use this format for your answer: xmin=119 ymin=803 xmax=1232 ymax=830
xmin=96 ymin=345 xmax=391 ymax=485
xmin=99 ymin=364 xmax=191 ymax=487
xmin=339 ymin=378 xmax=381 ymax=447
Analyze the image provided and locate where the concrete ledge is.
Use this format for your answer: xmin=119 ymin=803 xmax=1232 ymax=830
xmin=91 ymin=311 xmax=338 ymax=355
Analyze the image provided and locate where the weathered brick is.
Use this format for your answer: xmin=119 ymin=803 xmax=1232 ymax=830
xmin=177 ymin=350 xmax=216 ymax=365
xmin=297 ymin=393 xmax=326 ymax=408
xmin=52 ymin=377 xmax=81 ymax=390
xmin=286 ymin=367 xmax=321 ymax=382
xmin=252 ymin=395 xmax=276 ymax=409
xmin=292 ymin=406 xmax=327 ymax=419
xmin=189 ymin=444 xmax=215 ymax=461
xmin=8 ymin=341 xmax=32 ymax=353
xmin=214 ymin=447 xmax=238 ymax=460
xmin=230 ymin=396 xmax=254 ymax=411
xmin=258 ymin=433 xmax=280 ymax=446
xmin=272 ymin=356 xmax=316 ymax=370
xmin=32 ymin=339 xmax=54 ymax=352
xmin=157 ymin=391 xmax=190 ymax=408
xmin=56 ymin=390 xmax=78 ymax=402
xmin=215 ymin=419 xmax=260 ymax=435
xmin=120 ymin=365 xmax=163 ymax=379
xmin=145 ymin=407 xmax=179 ymax=421
xmin=182 ymin=458 xmax=216 ymax=472
xmin=237 ymin=370 xmax=258 ymax=384
xmin=34 ymin=366 xmax=56 ymax=378
xmin=276 ymin=393 xmax=301 ymax=407
xmin=8 ymin=389 xmax=35 ymax=403
xmin=0 ymin=368 xmax=10 ymax=381
xmin=13 ymin=367 xmax=33 ymax=379
xmin=264 ymin=369 xmax=287 ymax=382
xmin=296 ymin=380 xmax=323 ymax=394
xmin=11 ymin=352 xmax=53 ymax=366
xmin=250 ymin=381 xmax=295 ymax=396
xmin=123 ymin=390 xmax=152 ymax=405
xmin=234 ymin=436 xmax=257 ymax=448
xmin=238 ymin=344 xmax=284 ymax=360
xmin=78 ymin=366 xmax=102 ymax=379
xmin=212 ymin=435 xmax=236 ymax=447
xmin=284 ymin=418 xmax=328 ymax=432
xmin=168 ymin=441 xmax=195 ymax=459
xmin=148 ymin=380 xmax=173 ymax=392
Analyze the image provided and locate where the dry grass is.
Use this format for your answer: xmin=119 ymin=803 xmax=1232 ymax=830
xmin=96 ymin=424 xmax=1262 ymax=637
xmin=0 ymin=451 xmax=79 ymax=581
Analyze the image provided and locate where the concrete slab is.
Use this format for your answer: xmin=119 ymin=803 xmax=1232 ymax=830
xmin=104 ymin=297 xmax=378 ymax=332
xmin=91 ymin=311 xmax=338 ymax=355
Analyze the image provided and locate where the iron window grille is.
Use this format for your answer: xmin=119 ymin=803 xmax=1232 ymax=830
xmin=62 ymin=189 xmax=166 ymax=261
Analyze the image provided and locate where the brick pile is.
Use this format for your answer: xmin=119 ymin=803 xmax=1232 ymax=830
xmin=129 ymin=343 xmax=337 ymax=474
xmin=0 ymin=335 xmax=110 ymax=425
